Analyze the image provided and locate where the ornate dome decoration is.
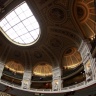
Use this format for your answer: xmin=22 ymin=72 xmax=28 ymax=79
xmin=47 ymin=5 xmax=67 ymax=23
xmin=76 ymin=2 xmax=88 ymax=23
xmin=75 ymin=0 xmax=95 ymax=39
xmin=50 ymin=28 xmax=82 ymax=44
xmin=5 ymin=61 xmax=24 ymax=74
xmin=62 ymin=47 xmax=82 ymax=69
xmin=0 ymin=92 xmax=11 ymax=96
xmin=33 ymin=63 xmax=52 ymax=76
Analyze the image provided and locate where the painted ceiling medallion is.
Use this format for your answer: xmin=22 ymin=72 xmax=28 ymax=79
xmin=48 ymin=5 xmax=67 ymax=23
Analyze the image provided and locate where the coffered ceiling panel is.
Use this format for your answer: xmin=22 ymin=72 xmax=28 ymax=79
xmin=74 ymin=0 xmax=96 ymax=39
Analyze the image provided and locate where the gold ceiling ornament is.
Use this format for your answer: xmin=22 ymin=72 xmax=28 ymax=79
xmin=75 ymin=0 xmax=96 ymax=40
xmin=76 ymin=2 xmax=89 ymax=23
xmin=33 ymin=63 xmax=52 ymax=76
xmin=0 ymin=92 xmax=11 ymax=96
xmin=5 ymin=61 xmax=24 ymax=74
xmin=62 ymin=47 xmax=82 ymax=69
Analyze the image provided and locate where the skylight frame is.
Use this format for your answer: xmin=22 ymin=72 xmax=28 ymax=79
xmin=0 ymin=1 xmax=40 ymax=46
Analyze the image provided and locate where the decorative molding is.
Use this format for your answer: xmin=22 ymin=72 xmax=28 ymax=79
xmin=47 ymin=5 xmax=67 ymax=23
xmin=50 ymin=28 xmax=81 ymax=44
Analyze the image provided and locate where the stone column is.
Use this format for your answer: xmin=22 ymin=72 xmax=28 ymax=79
xmin=21 ymin=70 xmax=32 ymax=89
xmin=52 ymin=67 xmax=62 ymax=91
xmin=0 ymin=62 xmax=4 ymax=79
xmin=78 ymin=40 xmax=96 ymax=81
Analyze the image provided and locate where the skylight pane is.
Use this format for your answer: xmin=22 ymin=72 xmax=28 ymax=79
xmin=2 ymin=26 xmax=8 ymax=31
xmin=18 ymin=13 xmax=26 ymax=20
xmin=14 ymin=37 xmax=24 ymax=43
xmin=6 ymin=14 xmax=12 ymax=21
xmin=20 ymin=3 xmax=29 ymax=11
xmin=20 ymin=28 xmax=28 ymax=34
xmin=30 ymin=30 xmax=38 ymax=39
xmin=13 ymin=17 xmax=20 ymax=24
xmin=10 ymin=11 xmax=17 ymax=19
xmin=7 ymin=28 xmax=15 ymax=34
xmin=28 ymin=37 xmax=34 ymax=42
xmin=25 ymin=33 xmax=32 ymax=38
xmin=16 ymin=28 xmax=27 ymax=36
xmin=26 ymin=25 xmax=33 ymax=31
xmin=1 ymin=19 xmax=7 ymax=25
xmin=15 ymin=7 xmax=22 ymax=15
xmin=6 ymin=31 xmax=18 ymax=39
xmin=24 ymin=10 xmax=32 ymax=17
xmin=35 ymin=29 xmax=39 ymax=35
xmin=20 ymin=34 xmax=27 ymax=40
xmin=0 ymin=2 xmax=40 ymax=45
xmin=0 ymin=22 xmax=4 ymax=27
xmin=22 ymin=19 xmax=30 ymax=26
xmin=5 ymin=23 xmax=11 ymax=31
xmin=28 ymin=16 xmax=36 ymax=23
xmin=24 ymin=39 xmax=30 ymax=43
xmin=32 ymin=22 xmax=39 ymax=29
xmin=13 ymin=25 xmax=20 ymax=32
xmin=17 ymin=23 xmax=25 ymax=29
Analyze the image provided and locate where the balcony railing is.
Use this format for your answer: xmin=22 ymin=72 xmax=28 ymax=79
xmin=0 ymin=78 xmax=96 ymax=93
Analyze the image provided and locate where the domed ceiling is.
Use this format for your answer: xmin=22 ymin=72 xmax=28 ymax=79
xmin=0 ymin=0 xmax=95 ymax=77
xmin=5 ymin=61 xmax=24 ymax=74
xmin=33 ymin=62 xmax=52 ymax=76
xmin=62 ymin=47 xmax=82 ymax=69
xmin=74 ymin=0 xmax=96 ymax=39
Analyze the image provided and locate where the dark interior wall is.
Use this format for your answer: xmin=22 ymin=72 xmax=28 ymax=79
xmin=63 ymin=71 xmax=86 ymax=87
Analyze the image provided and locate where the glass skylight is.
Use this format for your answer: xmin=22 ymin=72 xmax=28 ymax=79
xmin=0 ymin=2 xmax=40 ymax=45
